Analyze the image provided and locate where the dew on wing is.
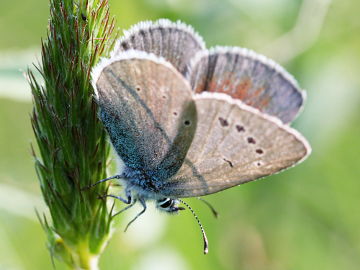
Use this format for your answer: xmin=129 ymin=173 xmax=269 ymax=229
xmin=219 ymin=117 xmax=229 ymax=127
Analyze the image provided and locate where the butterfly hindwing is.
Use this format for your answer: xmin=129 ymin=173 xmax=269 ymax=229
xmin=187 ymin=47 xmax=305 ymax=124
xmin=113 ymin=19 xmax=206 ymax=76
xmin=93 ymin=51 xmax=197 ymax=178
xmin=160 ymin=93 xmax=310 ymax=197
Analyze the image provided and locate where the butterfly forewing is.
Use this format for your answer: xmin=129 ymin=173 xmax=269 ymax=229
xmin=113 ymin=19 xmax=206 ymax=76
xmin=188 ymin=47 xmax=305 ymax=124
xmin=94 ymin=51 xmax=197 ymax=178
xmin=161 ymin=93 xmax=310 ymax=197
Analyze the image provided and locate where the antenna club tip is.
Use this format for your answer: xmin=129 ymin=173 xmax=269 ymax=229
xmin=204 ymin=237 xmax=209 ymax=254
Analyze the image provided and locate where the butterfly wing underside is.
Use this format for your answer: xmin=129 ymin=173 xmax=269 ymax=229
xmin=94 ymin=52 xmax=197 ymax=179
xmin=113 ymin=19 xmax=205 ymax=76
xmin=161 ymin=93 xmax=310 ymax=197
xmin=188 ymin=47 xmax=305 ymax=123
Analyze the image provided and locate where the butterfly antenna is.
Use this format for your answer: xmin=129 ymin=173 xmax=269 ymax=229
xmin=179 ymin=199 xmax=209 ymax=254
xmin=81 ymin=175 xmax=122 ymax=191
xmin=197 ymin=197 xmax=219 ymax=218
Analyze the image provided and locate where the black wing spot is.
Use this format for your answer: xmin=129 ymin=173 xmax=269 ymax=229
xmin=256 ymin=149 xmax=264 ymax=154
xmin=219 ymin=117 xmax=229 ymax=127
xmin=184 ymin=120 xmax=191 ymax=126
xmin=236 ymin=125 xmax=245 ymax=132
xmin=223 ymin=158 xmax=233 ymax=168
xmin=162 ymin=95 xmax=166 ymax=99
xmin=247 ymin=137 xmax=256 ymax=144
xmin=136 ymin=87 xmax=141 ymax=91
xmin=139 ymin=29 xmax=146 ymax=37
xmin=173 ymin=112 xmax=178 ymax=116
xmin=121 ymin=41 xmax=129 ymax=50
xmin=256 ymin=161 xmax=262 ymax=166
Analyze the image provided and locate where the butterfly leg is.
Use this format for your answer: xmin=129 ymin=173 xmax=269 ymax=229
xmin=124 ymin=197 xmax=147 ymax=232
xmin=104 ymin=194 xmax=132 ymax=204
xmin=102 ymin=186 xmax=132 ymax=204
xmin=112 ymin=198 xmax=138 ymax=218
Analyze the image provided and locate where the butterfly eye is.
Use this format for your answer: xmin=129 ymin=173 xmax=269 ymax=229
xmin=158 ymin=198 xmax=173 ymax=208
xmin=160 ymin=200 xmax=172 ymax=208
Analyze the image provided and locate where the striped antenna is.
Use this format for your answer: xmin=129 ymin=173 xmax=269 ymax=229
xmin=179 ymin=199 xmax=209 ymax=254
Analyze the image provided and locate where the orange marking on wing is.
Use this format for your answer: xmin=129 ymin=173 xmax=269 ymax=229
xmin=207 ymin=79 xmax=221 ymax=92
xmin=246 ymin=86 xmax=264 ymax=106
xmin=247 ymin=87 xmax=271 ymax=110
xmin=232 ymin=77 xmax=252 ymax=100
xmin=257 ymin=91 xmax=271 ymax=109
xmin=203 ymin=76 xmax=253 ymax=99
xmin=194 ymin=81 xmax=206 ymax=93
xmin=194 ymin=75 xmax=257 ymax=105
xmin=193 ymin=76 xmax=227 ymax=93
xmin=194 ymin=72 xmax=271 ymax=111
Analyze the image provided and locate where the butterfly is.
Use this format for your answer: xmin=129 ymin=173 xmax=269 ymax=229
xmin=91 ymin=19 xmax=311 ymax=254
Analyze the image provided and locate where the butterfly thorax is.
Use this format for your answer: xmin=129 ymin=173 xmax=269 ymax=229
xmin=120 ymin=167 xmax=184 ymax=213
xmin=121 ymin=166 xmax=168 ymax=200
xmin=124 ymin=183 xmax=184 ymax=213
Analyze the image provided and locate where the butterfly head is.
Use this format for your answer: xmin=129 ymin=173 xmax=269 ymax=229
xmin=156 ymin=198 xmax=185 ymax=213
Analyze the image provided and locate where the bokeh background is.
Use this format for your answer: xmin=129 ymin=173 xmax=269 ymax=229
xmin=1 ymin=0 xmax=360 ymax=269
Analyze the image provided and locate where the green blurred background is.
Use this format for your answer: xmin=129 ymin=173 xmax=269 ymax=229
xmin=1 ymin=0 xmax=359 ymax=269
